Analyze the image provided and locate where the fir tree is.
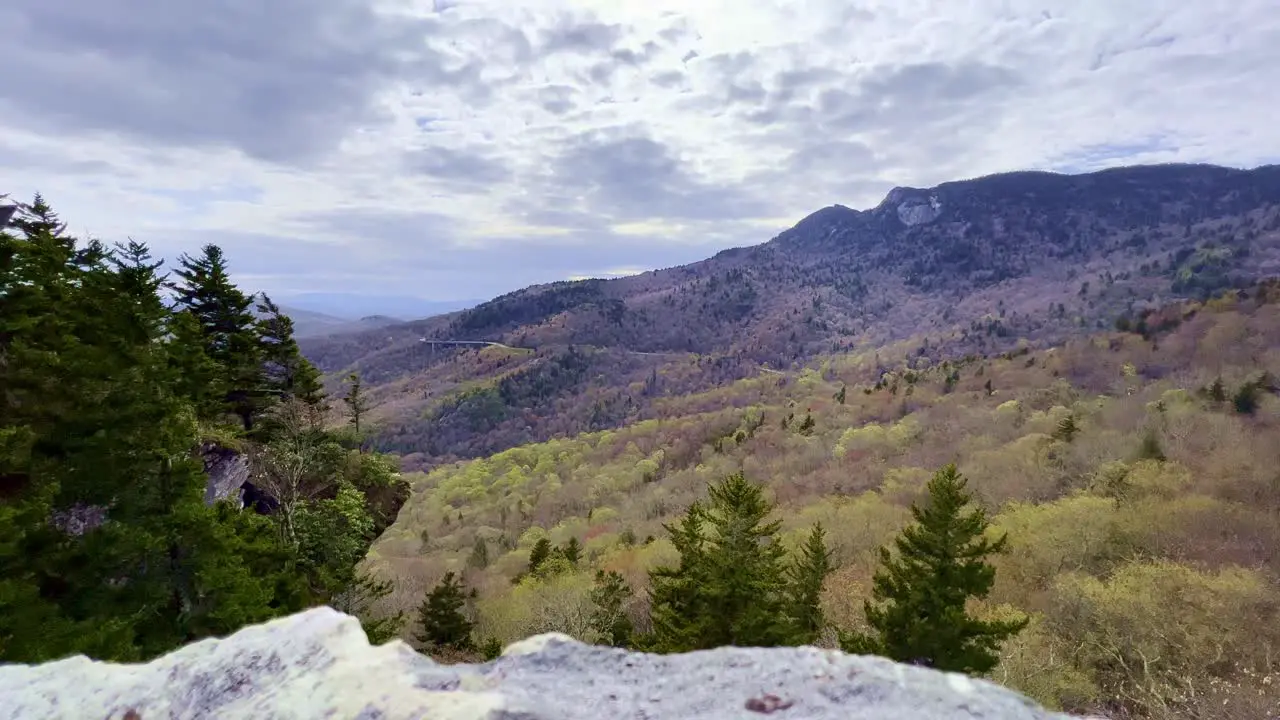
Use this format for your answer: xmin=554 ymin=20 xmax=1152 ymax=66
xmin=416 ymin=571 xmax=474 ymax=651
xmin=785 ymin=523 xmax=833 ymax=644
xmin=590 ymin=569 xmax=634 ymax=647
xmin=527 ymin=537 xmax=552 ymax=574
xmin=646 ymin=472 xmax=793 ymax=652
xmin=561 ymin=537 xmax=582 ymax=566
xmin=1052 ymin=413 xmax=1079 ymax=443
xmin=255 ymin=294 xmax=325 ymax=409
xmin=1208 ymin=377 xmax=1227 ymax=402
xmin=468 ymin=536 xmax=490 ymax=569
xmin=343 ymin=372 xmax=369 ymax=440
xmin=169 ymin=244 xmax=263 ymax=431
xmin=839 ymin=464 xmax=1027 ymax=674
xmin=1233 ymin=380 xmax=1261 ymax=415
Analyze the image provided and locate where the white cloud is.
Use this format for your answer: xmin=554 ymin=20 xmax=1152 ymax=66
xmin=3 ymin=0 xmax=1278 ymax=309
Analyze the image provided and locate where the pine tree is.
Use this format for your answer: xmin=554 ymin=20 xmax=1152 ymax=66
xmin=527 ymin=537 xmax=552 ymax=574
xmin=416 ymin=571 xmax=474 ymax=651
xmin=785 ymin=523 xmax=833 ymax=644
xmin=1233 ymin=380 xmax=1261 ymax=415
xmin=1208 ymin=377 xmax=1227 ymax=402
xmin=255 ymin=294 xmax=326 ymax=410
xmin=169 ymin=245 xmax=263 ymax=431
xmin=343 ymin=372 xmax=369 ymax=440
xmin=561 ymin=537 xmax=582 ymax=566
xmin=839 ymin=464 xmax=1027 ymax=674
xmin=590 ymin=569 xmax=634 ymax=647
xmin=468 ymin=536 xmax=490 ymax=569
xmin=646 ymin=472 xmax=792 ymax=652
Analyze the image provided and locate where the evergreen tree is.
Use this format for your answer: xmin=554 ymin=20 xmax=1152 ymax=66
xmin=468 ymin=536 xmax=490 ymax=569
xmin=169 ymin=245 xmax=263 ymax=431
xmin=1052 ymin=413 xmax=1079 ymax=443
xmin=1233 ymin=380 xmax=1261 ymax=415
xmin=1208 ymin=377 xmax=1227 ymax=403
xmin=590 ymin=569 xmax=634 ymax=647
xmin=527 ymin=537 xmax=552 ymax=574
xmin=0 ymin=203 xmax=307 ymax=661
xmin=839 ymin=464 xmax=1027 ymax=674
xmin=785 ymin=523 xmax=833 ymax=644
xmin=416 ymin=571 xmax=474 ymax=651
xmin=561 ymin=536 xmax=582 ymax=566
xmin=343 ymin=372 xmax=369 ymax=440
xmin=331 ymin=570 xmax=405 ymax=646
xmin=646 ymin=472 xmax=793 ymax=652
xmin=255 ymin=294 xmax=325 ymax=409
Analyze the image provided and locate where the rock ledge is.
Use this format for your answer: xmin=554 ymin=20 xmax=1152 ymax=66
xmin=0 ymin=606 xmax=1097 ymax=719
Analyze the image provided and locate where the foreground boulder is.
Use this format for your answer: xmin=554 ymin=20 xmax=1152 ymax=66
xmin=0 ymin=607 xmax=1097 ymax=719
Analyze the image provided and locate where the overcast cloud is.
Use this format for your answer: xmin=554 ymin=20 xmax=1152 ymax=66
xmin=4 ymin=0 xmax=1279 ymax=314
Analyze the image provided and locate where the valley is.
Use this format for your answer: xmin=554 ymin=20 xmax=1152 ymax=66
xmin=298 ymin=162 xmax=1280 ymax=719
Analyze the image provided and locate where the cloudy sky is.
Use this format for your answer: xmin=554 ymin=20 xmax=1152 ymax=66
xmin=4 ymin=0 xmax=1279 ymax=315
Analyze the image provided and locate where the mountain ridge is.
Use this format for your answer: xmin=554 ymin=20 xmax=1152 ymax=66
xmin=299 ymin=162 xmax=1280 ymax=470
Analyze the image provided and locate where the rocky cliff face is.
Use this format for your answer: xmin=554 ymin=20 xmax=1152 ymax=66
xmin=0 ymin=607 xmax=1101 ymax=720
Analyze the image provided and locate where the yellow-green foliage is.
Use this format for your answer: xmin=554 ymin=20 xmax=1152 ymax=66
xmin=1048 ymin=560 xmax=1278 ymax=715
xmin=362 ymin=300 xmax=1280 ymax=719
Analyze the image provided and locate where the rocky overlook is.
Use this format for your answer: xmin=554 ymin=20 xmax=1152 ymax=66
xmin=0 ymin=607 xmax=1100 ymax=720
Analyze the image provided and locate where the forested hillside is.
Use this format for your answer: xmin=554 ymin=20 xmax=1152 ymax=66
xmin=364 ymin=283 xmax=1280 ymax=720
xmin=0 ymin=196 xmax=408 ymax=662
xmin=301 ymin=163 xmax=1280 ymax=473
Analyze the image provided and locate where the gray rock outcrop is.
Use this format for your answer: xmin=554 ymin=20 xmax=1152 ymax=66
xmin=201 ymin=443 xmax=249 ymax=507
xmin=0 ymin=606 xmax=1100 ymax=720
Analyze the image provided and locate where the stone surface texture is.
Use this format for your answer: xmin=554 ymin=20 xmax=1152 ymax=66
xmin=0 ymin=607 xmax=1100 ymax=720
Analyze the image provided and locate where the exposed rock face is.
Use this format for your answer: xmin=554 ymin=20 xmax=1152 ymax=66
xmin=201 ymin=443 xmax=249 ymax=507
xmin=0 ymin=607 xmax=1100 ymax=720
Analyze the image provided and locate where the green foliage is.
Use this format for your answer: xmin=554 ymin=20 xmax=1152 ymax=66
xmin=840 ymin=464 xmax=1028 ymax=674
xmin=344 ymin=373 xmax=369 ymax=439
xmin=0 ymin=195 xmax=399 ymax=663
xmin=589 ymin=569 xmax=634 ymax=647
xmin=331 ymin=570 xmax=405 ymax=646
xmin=478 ymin=636 xmax=504 ymax=660
xmin=561 ymin=537 xmax=582 ymax=566
xmin=1232 ymin=380 xmax=1260 ymax=415
xmin=646 ymin=472 xmax=795 ymax=652
xmin=784 ymin=523 xmax=833 ymax=644
xmin=416 ymin=571 xmax=475 ymax=651
xmin=1052 ymin=414 xmax=1079 ymax=443
xmin=528 ymin=538 xmax=552 ymax=574
xmin=468 ymin=536 xmax=490 ymax=569
xmin=1135 ymin=429 xmax=1166 ymax=462
xmin=169 ymin=244 xmax=264 ymax=432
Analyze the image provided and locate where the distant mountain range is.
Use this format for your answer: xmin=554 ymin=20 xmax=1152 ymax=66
xmin=297 ymin=162 xmax=1280 ymax=469
xmin=274 ymin=293 xmax=482 ymax=325
xmin=267 ymin=295 xmax=483 ymax=339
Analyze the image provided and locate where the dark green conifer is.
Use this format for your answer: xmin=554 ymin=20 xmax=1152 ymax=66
xmin=646 ymin=472 xmax=792 ymax=652
xmin=785 ymin=523 xmax=833 ymax=644
xmin=590 ymin=569 xmax=634 ymax=647
xmin=839 ymin=464 xmax=1027 ymax=674
xmin=416 ymin=571 xmax=474 ymax=651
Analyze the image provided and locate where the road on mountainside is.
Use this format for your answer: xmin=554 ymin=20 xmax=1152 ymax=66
xmin=418 ymin=338 xmax=791 ymax=376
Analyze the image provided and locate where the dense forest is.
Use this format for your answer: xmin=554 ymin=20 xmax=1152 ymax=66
xmin=7 ymin=193 xmax=1280 ymax=720
xmin=0 ymin=196 xmax=407 ymax=662
xmin=366 ymin=283 xmax=1280 ymax=720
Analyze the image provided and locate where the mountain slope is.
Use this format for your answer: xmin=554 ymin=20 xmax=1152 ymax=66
xmin=273 ymin=304 xmax=403 ymax=339
xmin=363 ymin=284 xmax=1280 ymax=719
xmin=300 ymin=163 xmax=1280 ymax=469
